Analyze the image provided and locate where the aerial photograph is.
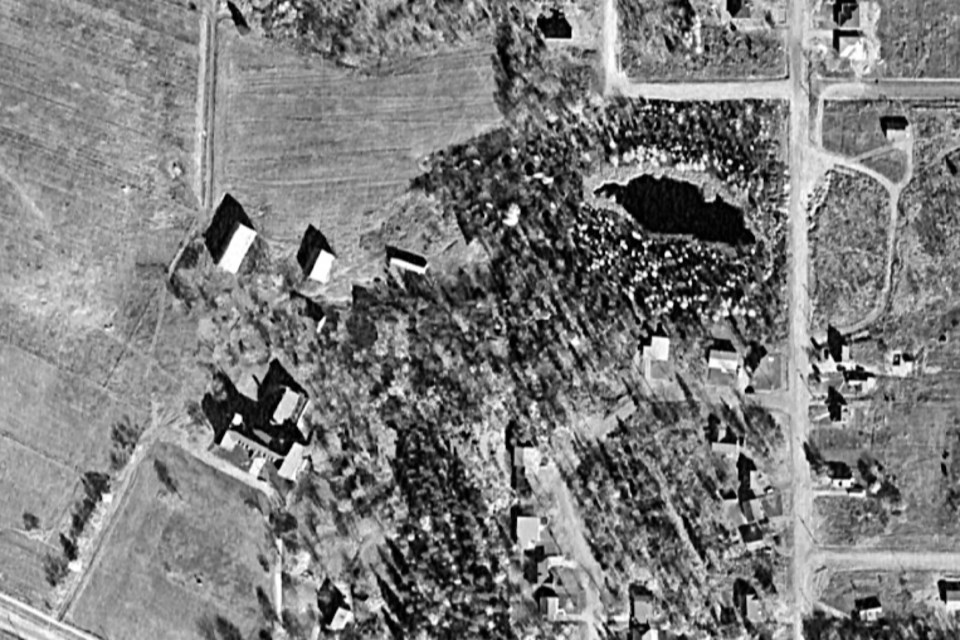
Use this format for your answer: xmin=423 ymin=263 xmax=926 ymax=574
xmin=0 ymin=0 xmax=958 ymax=639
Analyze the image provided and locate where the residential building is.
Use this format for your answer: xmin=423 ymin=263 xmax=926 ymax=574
xmin=277 ymin=442 xmax=308 ymax=481
xmin=843 ymin=368 xmax=877 ymax=395
xmin=537 ymin=7 xmax=573 ymax=39
xmin=204 ymin=193 xmax=257 ymax=274
xmin=317 ymin=578 xmax=354 ymax=631
xmin=833 ymin=30 xmax=867 ymax=63
xmin=880 ymin=115 xmax=910 ymax=142
xmin=642 ymin=334 xmax=671 ymax=382
xmin=514 ymin=514 xmax=546 ymax=552
xmin=386 ymin=245 xmax=429 ymax=275
xmin=738 ymin=523 xmax=767 ymax=552
xmin=260 ymin=359 xmax=310 ymax=434
xmin=854 ymin=595 xmax=883 ymax=622
xmin=708 ymin=340 xmax=741 ymax=387
xmin=827 ymin=461 xmax=855 ymax=489
xmin=711 ymin=427 xmax=743 ymax=457
xmin=220 ymin=430 xmax=284 ymax=463
xmin=629 ymin=583 xmax=656 ymax=627
xmin=833 ymin=0 xmax=859 ymax=27
xmin=938 ymin=579 xmax=960 ymax=613
xmin=297 ymin=225 xmax=336 ymax=284
xmin=885 ymin=350 xmax=915 ymax=377
xmin=535 ymin=566 xmax=584 ymax=621
xmin=734 ymin=579 xmax=762 ymax=622
xmin=740 ymin=498 xmax=767 ymax=525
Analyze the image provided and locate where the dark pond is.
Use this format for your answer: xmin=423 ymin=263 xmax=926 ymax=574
xmin=594 ymin=175 xmax=755 ymax=245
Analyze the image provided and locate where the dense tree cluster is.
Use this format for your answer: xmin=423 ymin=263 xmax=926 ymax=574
xmin=805 ymin=613 xmax=960 ymax=639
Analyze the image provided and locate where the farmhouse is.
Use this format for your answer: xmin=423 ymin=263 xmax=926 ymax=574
xmin=297 ymin=225 xmax=336 ymax=284
xmin=386 ymin=245 xmax=429 ymax=275
xmin=707 ymin=340 xmax=742 ymax=387
xmin=204 ymin=193 xmax=257 ymax=274
xmin=938 ymin=579 xmax=960 ymax=612
xmin=854 ymin=595 xmax=882 ymax=622
xmin=317 ymin=578 xmax=354 ymax=631
xmin=833 ymin=0 xmax=859 ymax=27
xmin=880 ymin=115 xmax=910 ymax=142
xmin=536 ymin=7 xmax=573 ymax=39
xmin=843 ymin=368 xmax=877 ymax=395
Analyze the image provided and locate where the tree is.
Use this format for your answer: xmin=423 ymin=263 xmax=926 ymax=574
xmin=154 ymin=459 xmax=180 ymax=496
xmin=22 ymin=512 xmax=39 ymax=531
xmin=60 ymin=533 xmax=78 ymax=561
xmin=43 ymin=553 xmax=68 ymax=586
xmin=256 ymin=586 xmax=277 ymax=622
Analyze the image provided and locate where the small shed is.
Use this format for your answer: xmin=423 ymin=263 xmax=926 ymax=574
xmin=514 ymin=514 xmax=546 ymax=552
xmin=277 ymin=442 xmax=308 ymax=481
xmin=708 ymin=340 xmax=741 ymax=387
xmin=827 ymin=461 xmax=855 ymax=488
xmin=629 ymin=583 xmax=655 ymax=626
xmin=297 ymin=225 xmax=336 ymax=284
xmin=317 ymin=578 xmax=354 ymax=631
xmin=386 ymin=245 xmax=428 ymax=275
xmin=938 ymin=579 xmax=960 ymax=613
xmin=880 ymin=115 xmax=910 ymax=142
xmin=204 ymin=193 xmax=257 ymax=274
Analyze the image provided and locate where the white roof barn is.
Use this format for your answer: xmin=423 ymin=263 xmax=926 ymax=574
xmin=204 ymin=193 xmax=257 ymax=274
xmin=297 ymin=225 xmax=336 ymax=284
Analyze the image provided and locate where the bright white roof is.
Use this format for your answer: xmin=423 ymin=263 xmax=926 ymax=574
xmin=217 ymin=224 xmax=257 ymax=274
xmin=307 ymin=250 xmax=335 ymax=284
xmin=389 ymin=256 xmax=428 ymax=275
xmin=646 ymin=335 xmax=670 ymax=361
xmin=273 ymin=387 xmax=302 ymax=423
xmin=278 ymin=443 xmax=307 ymax=481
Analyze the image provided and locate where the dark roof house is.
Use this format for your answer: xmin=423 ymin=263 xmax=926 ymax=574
xmin=833 ymin=0 xmax=859 ymax=27
xmin=880 ymin=115 xmax=910 ymax=134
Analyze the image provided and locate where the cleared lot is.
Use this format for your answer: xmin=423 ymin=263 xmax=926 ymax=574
xmin=214 ymin=30 xmax=502 ymax=295
xmin=66 ymin=443 xmax=272 ymax=640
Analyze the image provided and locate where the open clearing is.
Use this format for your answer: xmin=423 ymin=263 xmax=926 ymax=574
xmin=876 ymin=0 xmax=960 ymax=78
xmin=66 ymin=442 xmax=272 ymax=640
xmin=214 ymin=29 xmax=502 ymax=297
xmin=820 ymin=100 xmax=960 ymax=160
xmin=818 ymin=568 xmax=945 ymax=617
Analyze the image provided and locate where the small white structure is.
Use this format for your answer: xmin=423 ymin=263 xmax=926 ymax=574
xmin=708 ymin=346 xmax=741 ymax=387
xmin=386 ymin=245 xmax=428 ymax=275
xmin=834 ymin=32 xmax=868 ymax=63
xmin=273 ymin=386 xmax=307 ymax=425
xmin=277 ymin=443 xmax=308 ymax=481
xmin=504 ymin=203 xmax=521 ymax=227
xmin=854 ymin=596 xmax=882 ymax=622
xmin=644 ymin=336 xmax=670 ymax=362
xmin=885 ymin=350 xmax=915 ymax=377
xmin=516 ymin=515 xmax=545 ymax=551
xmin=249 ymin=457 xmax=268 ymax=478
xmin=880 ymin=116 xmax=911 ymax=143
xmin=297 ymin=225 xmax=336 ymax=284
xmin=205 ymin=193 xmax=257 ymax=274
xmin=940 ymin=580 xmax=960 ymax=613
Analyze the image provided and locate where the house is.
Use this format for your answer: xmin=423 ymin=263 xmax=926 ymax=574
xmin=737 ymin=453 xmax=759 ymax=495
xmin=204 ymin=193 xmax=257 ymax=274
xmin=711 ymin=427 xmax=743 ymax=457
xmin=740 ymin=497 xmax=767 ymax=525
xmin=833 ymin=30 xmax=866 ymax=62
xmin=826 ymin=387 xmax=849 ymax=424
xmin=880 ymin=115 xmax=910 ymax=142
xmin=260 ymin=359 xmax=310 ymax=434
xmin=938 ymin=579 xmax=960 ymax=612
xmin=317 ymin=578 xmax=354 ymax=631
xmin=734 ymin=579 xmax=762 ymax=622
xmin=854 ymin=595 xmax=882 ymax=622
xmin=277 ymin=442 xmax=309 ymax=481
xmin=843 ymin=368 xmax=877 ymax=395
xmin=523 ymin=533 xmax=565 ymax=584
xmin=846 ymin=483 xmax=867 ymax=497
xmin=386 ymin=245 xmax=428 ymax=275
xmin=535 ymin=566 xmax=584 ymax=620
xmin=297 ymin=225 xmax=336 ymax=284
xmin=885 ymin=350 xmax=915 ymax=377
xmin=514 ymin=514 xmax=547 ymax=552
xmin=827 ymin=461 xmax=855 ymax=489
xmin=641 ymin=333 xmax=671 ymax=381
xmin=727 ymin=0 xmax=752 ymax=19
xmin=536 ymin=7 xmax=572 ymax=39
xmin=708 ymin=340 xmax=741 ymax=387
xmin=833 ymin=0 xmax=859 ymax=27
xmin=629 ymin=583 xmax=656 ymax=627
xmin=738 ymin=523 xmax=767 ymax=552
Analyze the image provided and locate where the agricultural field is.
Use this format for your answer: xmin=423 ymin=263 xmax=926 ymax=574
xmin=818 ymin=569 xmax=946 ymax=618
xmin=876 ymin=0 xmax=960 ymax=78
xmin=812 ymin=379 xmax=960 ymax=550
xmin=214 ymin=29 xmax=503 ymax=299
xmin=809 ymin=169 xmax=889 ymax=328
xmin=65 ymin=442 xmax=273 ymax=640
xmin=619 ymin=0 xmax=786 ymax=80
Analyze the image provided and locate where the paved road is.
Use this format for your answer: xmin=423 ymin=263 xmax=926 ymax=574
xmin=0 ymin=594 xmax=100 ymax=640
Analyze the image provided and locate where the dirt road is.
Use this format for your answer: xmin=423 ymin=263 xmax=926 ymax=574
xmin=196 ymin=0 xmax=219 ymax=211
xmin=614 ymin=79 xmax=791 ymax=101
xmin=0 ymin=592 xmax=101 ymax=640
xmin=814 ymin=548 xmax=960 ymax=572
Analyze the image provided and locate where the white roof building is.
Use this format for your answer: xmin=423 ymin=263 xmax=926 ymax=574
xmin=277 ymin=443 xmax=308 ymax=481
xmin=205 ymin=194 xmax=257 ymax=274
xmin=644 ymin=336 xmax=670 ymax=362
xmin=297 ymin=225 xmax=336 ymax=284
xmin=516 ymin=515 xmax=545 ymax=551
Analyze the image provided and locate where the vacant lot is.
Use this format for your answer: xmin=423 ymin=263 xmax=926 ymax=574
xmin=809 ymin=169 xmax=889 ymax=328
xmin=66 ymin=443 xmax=272 ymax=640
xmin=214 ymin=29 xmax=502 ymax=297
xmin=619 ymin=0 xmax=786 ymax=80
xmin=876 ymin=0 xmax=960 ymax=77
xmin=819 ymin=569 xmax=944 ymax=617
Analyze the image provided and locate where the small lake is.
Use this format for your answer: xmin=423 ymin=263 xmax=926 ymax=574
xmin=594 ymin=175 xmax=755 ymax=245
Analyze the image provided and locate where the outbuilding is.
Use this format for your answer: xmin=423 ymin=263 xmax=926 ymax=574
xmin=297 ymin=225 xmax=336 ymax=284
xmin=204 ymin=193 xmax=257 ymax=274
xmin=386 ymin=245 xmax=428 ymax=275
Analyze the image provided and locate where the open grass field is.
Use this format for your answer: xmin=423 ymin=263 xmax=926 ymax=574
xmin=813 ymin=381 xmax=960 ymax=550
xmin=0 ymin=0 xmax=200 ymax=332
xmin=66 ymin=442 xmax=272 ymax=640
xmin=214 ymin=29 xmax=502 ymax=298
xmin=809 ymin=169 xmax=889 ymax=328
xmin=876 ymin=0 xmax=960 ymax=78
xmin=818 ymin=569 xmax=945 ymax=617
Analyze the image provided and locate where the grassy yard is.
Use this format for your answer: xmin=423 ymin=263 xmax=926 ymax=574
xmin=66 ymin=443 xmax=273 ymax=640
xmin=876 ymin=0 xmax=960 ymax=78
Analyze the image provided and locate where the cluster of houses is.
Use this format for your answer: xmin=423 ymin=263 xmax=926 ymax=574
xmin=203 ymin=192 xmax=429 ymax=287
xmin=709 ymin=421 xmax=785 ymax=553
